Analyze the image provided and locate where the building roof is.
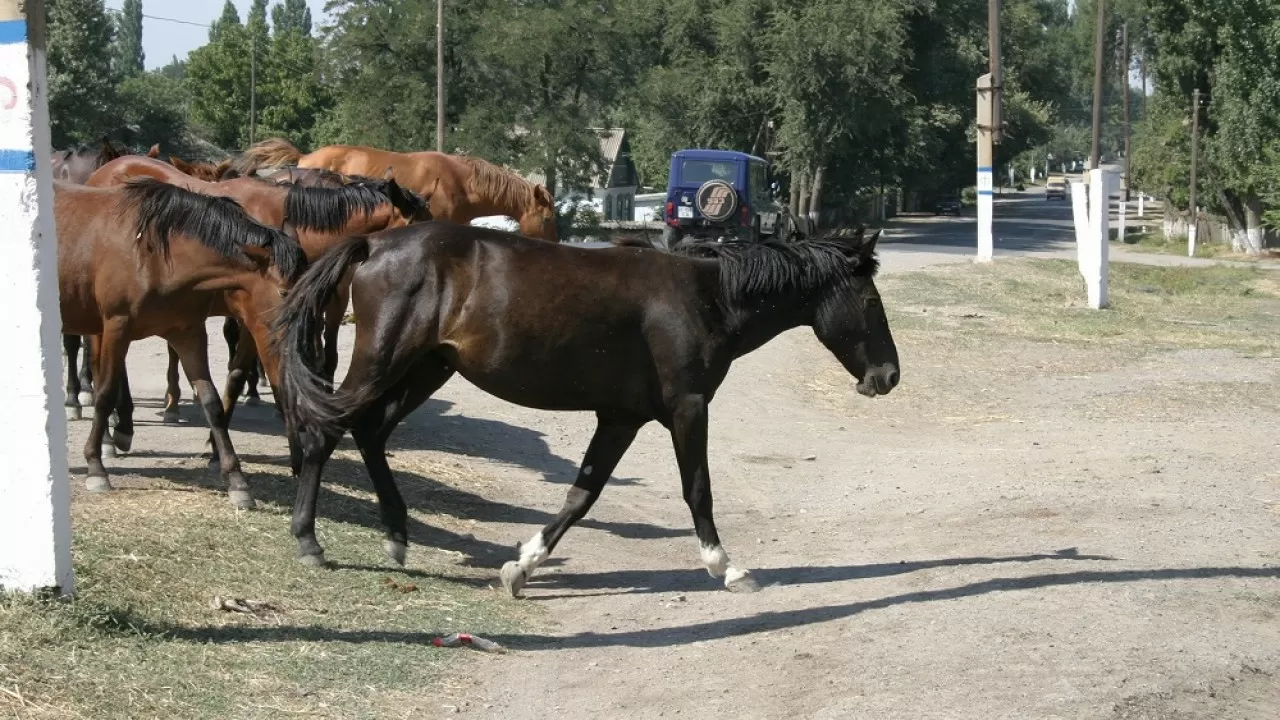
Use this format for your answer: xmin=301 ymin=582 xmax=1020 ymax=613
xmin=673 ymin=148 xmax=768 ymax=164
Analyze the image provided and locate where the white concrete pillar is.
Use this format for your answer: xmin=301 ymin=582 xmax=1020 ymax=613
xmin=1137 ymin=192 xmax=1145 ymax=217
xmin=1084 ymin=169 xmax=1110 ymax=309
xmin=1118 ymin=201 xmax=1127 ymax=244
xmin=0 ymin=0 xmax=74 ymax=596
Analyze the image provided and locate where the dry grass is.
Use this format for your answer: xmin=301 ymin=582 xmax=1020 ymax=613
xmin=1117 ymin=231 xmax=1280 ymax=262
xmin=0 ymin=452 xmax=530 ymax=720
xmin=801 ymin=258 xmax=1280 ymax=422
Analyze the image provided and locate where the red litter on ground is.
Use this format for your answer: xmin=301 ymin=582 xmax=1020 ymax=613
xmin=432 ymin=632 xmax=505 ymax=653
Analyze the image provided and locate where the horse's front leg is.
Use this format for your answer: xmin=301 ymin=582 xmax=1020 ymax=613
xmin=166 ymin=325 xmax=255 ymax=510
xmin=77 ymin=334 xmax=94 ymax=405
xmin=63 ymin=334 xmax=84 ymax=420
xmin=83 ymin=325 xmax=128 ymax=491
xmin=162 ymin=344 xmax=182 ymax=424
xmin=670 ymin=395 xmax=757 ymax=592
xmin=500 ymin=413 xmax=643 ymax=597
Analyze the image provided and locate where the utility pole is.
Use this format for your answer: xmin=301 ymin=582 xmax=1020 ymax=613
xmin=1122 ymin=21 xmax=1130 ymax=202
xmin=1188 ymin=87 xmax=1201 ymax=257
xmin=0 ymin=0 xmax=76 ymax=596
xmin=436 ymin=0 xmax=445 ymax=152
xmin=249 ymin=36 xmax=256 ymax=146
xmin=989 ymin=0 xmax=1002 ymax=143
xmin=975 ymin=0 xmax=1001 ymax=263
xmin=1090 ymin=0 xmax=1106 ymax=169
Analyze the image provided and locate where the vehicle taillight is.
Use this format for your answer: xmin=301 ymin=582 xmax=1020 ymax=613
xmin=740 ymin=204 xmax=751 ymax=227
xmin=665 ymin=201 xmax=673 ymax=219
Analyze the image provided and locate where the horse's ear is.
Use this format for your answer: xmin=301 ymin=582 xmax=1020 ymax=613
xmin=146 ymin=143 xmax=160 ymax=158
xmin=860 ymin=229 xmax=881 ymax=257
xmin=535 ymin=185 xmax=554 ymax=206
xmin=382 ymin=167 xmax=395 ymax=181
xmin=170 ymin=155 xmax=190 ymax=172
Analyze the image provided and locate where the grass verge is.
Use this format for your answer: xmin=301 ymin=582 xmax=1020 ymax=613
xmin=1115 ymin=231 xmax=1280 ymax=262
xmin=0 ymin=453 xmax=529 ymax=719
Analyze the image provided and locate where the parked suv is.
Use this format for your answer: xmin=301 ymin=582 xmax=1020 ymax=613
xmin=662 ymin=149 xmax=794 ymax=247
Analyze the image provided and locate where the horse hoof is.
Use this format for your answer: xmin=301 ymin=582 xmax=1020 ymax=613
xmin=77 ymin=391 xmax=93 ymax=407
xmin=85 ymin=475 xmax=111 ymax=492
xmin=228 ymin=490 xmax=256 ymax=510
xmin=162 ymin=410 xmax=180 ymax=425
xmin=298 ymin=552 xmax=327 ymax=568
xmin=500 ymin=561 xmax=528 ymax=598
xmin=724 ymin=567 xmax=760 ymax=593
xmin=384 ymin=539 xmax=408 ymax=566
xmin=112 ymin=431 xmax=133 ymax=455
xmin=65 ymin=406 xmax=82 ymax=421
xmin=101 ymin=443 xmax=116 ymax=459
xmin=206 ymin=455 xmax=220 ymax=469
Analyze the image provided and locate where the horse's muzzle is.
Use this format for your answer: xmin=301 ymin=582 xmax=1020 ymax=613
xmin=856 ymin=365 xmax=899 ymax=398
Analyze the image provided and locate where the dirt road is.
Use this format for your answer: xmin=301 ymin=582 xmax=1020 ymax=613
xmin=62 ymin=193 xmax=1280 ymax=719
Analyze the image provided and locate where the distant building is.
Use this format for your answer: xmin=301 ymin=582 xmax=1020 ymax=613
xmin=522 ymin=128 xmax=639 ymax=221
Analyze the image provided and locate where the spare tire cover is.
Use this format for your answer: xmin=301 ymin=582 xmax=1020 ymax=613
xmin=695 ymin=179 xmax=739 ymax=222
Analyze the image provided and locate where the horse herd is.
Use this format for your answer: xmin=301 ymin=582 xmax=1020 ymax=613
xmin=50 ymin=137 xmax=901 ymax=596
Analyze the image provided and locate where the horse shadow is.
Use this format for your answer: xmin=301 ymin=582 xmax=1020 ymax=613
xmin=95 ymin=447 xmax=685 ymax=569
xmin=105 ymin=561 xmax=1280 ymax=651
xmin=160 ymin=394 xmax=602 ymax=485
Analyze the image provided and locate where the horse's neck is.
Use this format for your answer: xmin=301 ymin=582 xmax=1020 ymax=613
xmin=464 ymin=177 xmax=532 ymax=221
xmin=723 ymin=295 xmax=810 ymax=360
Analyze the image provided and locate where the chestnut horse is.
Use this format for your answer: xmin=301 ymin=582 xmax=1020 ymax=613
xmin=269 ymin=224 xmax=900 ymax=593
xmin=56 ymin=179 xmax=307 ymax=506
xmin=83 ymin=155 xmax=430 ymax=439
xmin=169 ymin=154 xmax=240 ymax=181
xmin=233 ymin=137 xmax=559 ymax=241
xmin=55 ymin=140 xmax=161 ymax=416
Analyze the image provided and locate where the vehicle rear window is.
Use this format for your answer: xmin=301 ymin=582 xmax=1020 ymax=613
xmin=680 ymin=159 xmax=738 ymax=185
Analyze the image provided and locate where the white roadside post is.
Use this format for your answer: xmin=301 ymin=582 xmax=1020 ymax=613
xmin=976 ymin=73 xmax=994 ymax=262
xmin=0 ymin=0 xmax=74 ymax=596
xmin=1070 ymin=171 xmax=1109 ymax=310
xmin=1137 ymin=191 xmax=1145 ymax=218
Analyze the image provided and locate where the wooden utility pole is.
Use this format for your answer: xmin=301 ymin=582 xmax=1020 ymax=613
xmin=1121 ymin=22 xmax=1130 ymax=201
xmin=989 ymin=0 xmax=1002 ymax=143
xmin=436 ymin=0 xmax=445 ymax=152
xmin=1090 ymin=0 xmax=1106 ymax=169
xmin=1188 ymin=87 xmax=1201 ymax=256
xmin=249 ymin=36 xmax=256 ymax=145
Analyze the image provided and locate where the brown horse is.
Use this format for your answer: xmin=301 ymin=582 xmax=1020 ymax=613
xmin=270 ymin=224 xmax=899 ymax=591
xmin=233 ymin=137 xmax=559 ymax=242
xmin=56 ymin=178 xmax=307 ymax=507
xmin=55 ymin=140 xmax=160 ymax=421
xmin=83 ymin=155 xmax=430 ymax=424
xmin=169 ymin=154 xmax=240 ymax=181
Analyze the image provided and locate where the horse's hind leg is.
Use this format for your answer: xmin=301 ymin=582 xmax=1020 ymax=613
xmin=167 ymin=325 xmax=255 ymax=510
xmin=162 ymin=344 xmax=182 ymax=424
xmin=207 ymin=328 xmax=262 ymax=458
xmin=109 ymin=364 xmax=135 ymax=455
xmin=224 ymin=317 xmax=260 ymax=404
xmin=63 ymin=334 xmax=84 ymax=420
xmin=670 ymin=395 xmax=756 ymax=593
xmin=500 ymin=414 xmax=643 ymax=598
xmin=321 ymin=283 xmax=350 ymax=385
xmin=350 ymin=355 xmax=456 ymax=566
xmin=77 ymin=334 xmax=93 ymax=405
xmin=83 ymin=325 xmax=129 ymax=492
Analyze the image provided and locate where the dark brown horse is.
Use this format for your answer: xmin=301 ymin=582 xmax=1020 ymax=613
xmin=82 ymin=155 xmax=430 ymax=432
xmin=234 ymin=138 xmax=560 ymax=241
xmin=270 ymin=223 xmax=899 ymax=593
xmin=56 ymin=179 xmax=307 ymax=506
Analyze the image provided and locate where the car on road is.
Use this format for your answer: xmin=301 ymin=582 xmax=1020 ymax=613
xmin=1045 ymin=176 xmax=1067 ymax=200
xmin=662 ymin=149 xmax=796 ymax=247
xmin=934 ymin=191 xmax=962 ymax=215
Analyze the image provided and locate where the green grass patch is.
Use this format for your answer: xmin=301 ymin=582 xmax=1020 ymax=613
xmin=0 ymin=458 xmax=530 ymax=719
xmin=879 ymin=258 xmax=1280 ymax=356
xmin=1117 ymin=231 xmax=1253 ymax=260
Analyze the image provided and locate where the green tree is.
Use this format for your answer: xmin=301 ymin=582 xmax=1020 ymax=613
xmin=112 ymin=0 xmax=144 ymax=79
xmin=46 ymin=0 xmax=118 ymax=149
xmin=259 ymin=0 xmax=329 ymax=148
xmin=271 ymin=0 xmax=312 ymax=35
xmin=185 ymin=1 xmax=251 ymax=149
xmin=117 ymin=71 xmax=188 ymax=151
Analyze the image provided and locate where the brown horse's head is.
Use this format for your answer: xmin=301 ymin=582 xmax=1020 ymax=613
xmin=519 ymin=184 xmax=559 ymax=242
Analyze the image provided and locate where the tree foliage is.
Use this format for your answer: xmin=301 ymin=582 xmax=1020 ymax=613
xmin=46 ymin=0 xmax=117 ymax=149
xmin=112 ymin=0 xmax=144 ymax=79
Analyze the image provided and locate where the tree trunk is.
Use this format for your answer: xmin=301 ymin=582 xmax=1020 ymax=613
xmin=797 ymin=168 xmax=811 ymax=225
xmin=1244 ymin=192 xmax=1265 ymax=255
xmin=544 ymin=158 xmax=558 ymax=198
xmin=789 ymin=171 xmax=801 ymax=217
xmin=808 ymin=165 xmax=826 ymax=229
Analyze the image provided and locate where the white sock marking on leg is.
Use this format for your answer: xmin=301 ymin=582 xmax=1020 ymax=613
xmin=700 ymin=543 xmax=730 ymax=577
xmin=519 ymin=530 xmax=549 ymax=573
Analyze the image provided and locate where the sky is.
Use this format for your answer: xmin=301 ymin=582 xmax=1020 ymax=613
xmin=104 ymin=1 xmax=333 ymax=70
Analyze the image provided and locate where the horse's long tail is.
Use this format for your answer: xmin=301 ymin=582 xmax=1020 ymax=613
xmin=234 ymin=137 xmax=303 ymax=176
xmin=271 ymin=234 xmax=369 ymax=438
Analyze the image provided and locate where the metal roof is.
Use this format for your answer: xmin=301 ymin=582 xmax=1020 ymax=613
xmin=673 ymin=148 xmax=767 ymax=164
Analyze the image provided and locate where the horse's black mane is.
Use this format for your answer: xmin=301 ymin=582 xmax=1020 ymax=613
xmin=119 ymin=177 xmax=307 ymax=282
xmin=260 ymin=172 xmax=428 ymax=230
xmin=668 ymin=232 xmax=879 ymax=302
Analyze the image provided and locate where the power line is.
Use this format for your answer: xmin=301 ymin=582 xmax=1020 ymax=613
xmin=141 ymin=13 xmax=210 ymax=28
